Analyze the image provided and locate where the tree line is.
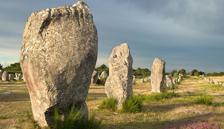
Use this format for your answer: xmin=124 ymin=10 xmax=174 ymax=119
xmin=0 ymin=63 xmax=223 ymax=77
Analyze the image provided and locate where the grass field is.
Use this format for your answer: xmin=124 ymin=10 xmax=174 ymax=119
xmin=1 ymin=76 xmax=224 ymax=129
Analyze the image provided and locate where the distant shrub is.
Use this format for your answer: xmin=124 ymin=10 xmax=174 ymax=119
xmin=99 ymin=98 xmax=117 ymax=111
xmin=194 ymin=95 xmax=213 ymax=106
xmin=133 ymin=68 xmax=151 ymax=78
xmin=122 ymin=96 xmax=143 ymax=113
xmin=190 ymin=69 xmax=205 ymax=76
xmin=52 ymin=107 xmax=102 ymax=129
xmin=143 ymin=92 xmax=180 ymax=102
xmin=170 ymin=69 xmax=187 ymax=77
xmin=207 ymin=72 xmax=224 ymax=76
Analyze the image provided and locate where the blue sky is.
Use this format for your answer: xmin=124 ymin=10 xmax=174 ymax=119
xmin=0 ymin=0 xmax=224 ymax=72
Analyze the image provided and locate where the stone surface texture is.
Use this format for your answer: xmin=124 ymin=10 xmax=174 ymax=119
xmin=165 ymin=75 xmax=174 ymax=88
xmin=8 ymin=74 xmax=15 ymax=81
xmin=99 ymin=71 xmax=108 ymax=80
xmin=20 ymin=1 xmax=97 ymax=127
xmin=105 ymin=43 xmax=133 ymax=109
xmin=91 ymin=70 xmax=98 ymax=84
xmin=2 ymin=71 xmax=8 ymax=81
xmin=150 ymin=58 xmax=166 ymax=93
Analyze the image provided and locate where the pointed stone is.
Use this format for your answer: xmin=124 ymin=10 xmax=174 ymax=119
xmin=105 ymin=43 xmax=133 ymax=109
xmin=150 ymin=58 xmax=166 ymax=93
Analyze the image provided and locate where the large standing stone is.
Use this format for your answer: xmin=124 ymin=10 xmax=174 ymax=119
xmin=150 ymin=58 xmax=166 ymax=93
xmin=105 ymin=43 xmax=133 ymax=109
xmin=20 ymin=1 xmax=97 ymax=127
xmin=2 ymin=71 xmax=9 ymax=81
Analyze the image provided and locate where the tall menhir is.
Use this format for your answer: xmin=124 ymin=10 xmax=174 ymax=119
xmin=20 ymin=1 xmax=98 ymax=127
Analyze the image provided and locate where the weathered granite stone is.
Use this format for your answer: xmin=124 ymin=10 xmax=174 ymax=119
xmin=172 ymin=78 xmax=177 ymax=85
xmin=98 ymin=71 xmax=108 ymax=85
xmin=150 ymin=58 xmax=166 ymax=93
xmin=99 ymin=71 xmax=108 ymax=80
xmin=20 ymin=1 xmax=97 ymax=127
xmin=177 ymin=74 xmax=184 ymax=83
xmin=165 ymin=75 xmax=174 ymax=88
xmin=2 ymin=71 xmax=9 ymax=81
xmin=133 ymin=75 xmax=136 ymax=85
xmin=8 ymin=74 xmax=15 ymax=81
xmin=91 ymin=70 xmax=98 ymax=84
xmin=15 ymin=73 xmax=22 ymax=81
xmin=105 ymin=43 xmax=133 ymax=109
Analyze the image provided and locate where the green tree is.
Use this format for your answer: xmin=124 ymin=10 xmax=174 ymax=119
xmin=133 ymin=68 xmax=151 ymax=78
xmin=96 ymin=64 xmax=109 ymax=74
xmin=4 ymin=63 xmax=22 ymax=73
xmin=179 ymin=69 xmax=187 ymax=76
xmin=190 ymin=69 xmax=204 ymax=76
xmin=207 ymin=72 xmax=224 ymax=76
xmin=170 ymin=70 xmax=178 ymax=77
xmin=190 ymin=69 xmax=199 ymax=76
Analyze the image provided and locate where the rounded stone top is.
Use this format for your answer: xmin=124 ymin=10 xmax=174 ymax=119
xmin=153 ymin=57 xmax=166 ymax=64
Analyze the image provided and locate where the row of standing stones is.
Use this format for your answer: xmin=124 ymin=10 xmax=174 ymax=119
xmin=204 ymin=77 xmax=224 ymax=87
xmin=0 ymin=70 xmax=23 ymax=81
xmin=20 ymin=1 xmax=184 ymax=128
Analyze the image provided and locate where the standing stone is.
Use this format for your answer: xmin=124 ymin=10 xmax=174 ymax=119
xmin=214 ymin=80 xmax=219 ymax=85
xmin=177 ymin=74 xmax=183 ymax=83
xmin=2 ymin=71 xmax=9 ymax=81
xmin=165 ymin=75 xmax=174 ymax=88
xmin=91 ymin=70 xmax=98 ymax=84
xmin=8 ymin=74 xmax=15 ymax=81
xmin=99 ymin=71 xmax=108 ymax=80
xmin=133 ymin=75 xmax=136 ymax=85
xmin=15 ymin=73 xmax=22 ymax=81
xmin=105 ymin=43 xmax=133 ymax=109
xmin=0 ymin=70 xmax=2 ymax=80
xmin=150 ymin=58 xmax=166 ymax=93
xmin=20 ymin=1 xmax=97 ymax=127
xmin=143 ymin=76 xmax=150 ymax=83
xmin=98 ymin=71 xmax=108 ymax=85
xmin=222 ymin=83 xmax=224 ymax=87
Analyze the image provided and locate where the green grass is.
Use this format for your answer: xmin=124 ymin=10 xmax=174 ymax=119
xmin=52 ymin=107 xmax=102 ymax=129
xmin=207 ymin=84 xmax=224 ymax=91
xmin=143 ymin=92 xmax=180 ymax=102
xmin=99 ymin=98 xmax=117 ymax=111
xmin=122 ymin=96 xmax=143 ymax=113
xmin=194 ymin=94 xmax=213 ymax=106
